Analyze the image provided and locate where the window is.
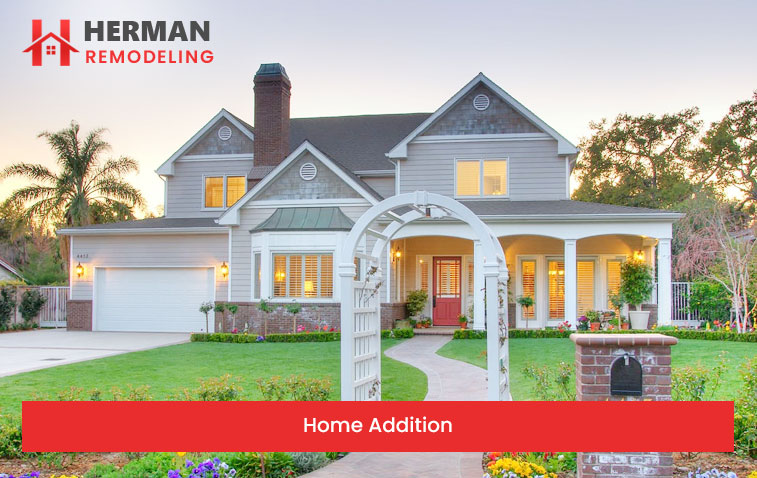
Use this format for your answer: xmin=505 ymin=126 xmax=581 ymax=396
xmin=456 ymin=159 xmax=508 ymax=197
xmin=577 ymin=261 xmax=595 ymax=316
xmin=548 ymin=260 xmax=565 ymax=319
xmin=46 ymin=45 xmax=56 ymax=55
xmin=419 ymin=258 xmax=429 ymax=292
xmin=607 ymin=260 xmax=622 ymax=311
xmin=272 ymin=254 xmax=333 ymax=298
xmin=521 ymin=260 xmax=536 ymax=320
xmin=204 ymin=176 xmax=246 ymax=208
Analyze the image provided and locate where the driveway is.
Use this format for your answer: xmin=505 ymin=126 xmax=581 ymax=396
xmin=0 ymin=329 xmax=190 ymax=377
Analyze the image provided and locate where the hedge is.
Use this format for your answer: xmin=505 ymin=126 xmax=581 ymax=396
xmin=452 ymin=328 xmax=757 ymax=342
xmin=191 ymin=328 xmax=414 ymax=343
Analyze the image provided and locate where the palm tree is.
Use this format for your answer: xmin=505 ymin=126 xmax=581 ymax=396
xmin=1 ymin=121 xmax=145 ymax=263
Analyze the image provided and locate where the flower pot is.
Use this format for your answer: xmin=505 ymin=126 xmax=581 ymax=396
xmin=590 ymin=322 xmax=600 ymax=331
xmin=621 ymin=323 xmax=629 ymax=330
xmin=629 ymin=310 xmax=650 ymax=330
xmin=460 ymin=322 xmax=468 ymax=330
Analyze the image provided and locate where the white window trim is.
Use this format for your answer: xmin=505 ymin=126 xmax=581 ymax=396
xmin=201 ymin=174 xmax=247 ymax=211
xmin=453 ymin=157 xmax=510 ymax=199
xmin=270 ymin=251 xmax=335 ymax=302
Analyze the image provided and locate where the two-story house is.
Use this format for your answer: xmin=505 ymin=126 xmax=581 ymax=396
xmin=59 ymin=63 xmax=680 ymax=333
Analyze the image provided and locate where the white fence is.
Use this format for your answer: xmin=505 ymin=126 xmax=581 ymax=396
xmin=652 ymin=281 xmax=700 ymax=326
xmin=37 ymin=286 xmax=68 ymax=328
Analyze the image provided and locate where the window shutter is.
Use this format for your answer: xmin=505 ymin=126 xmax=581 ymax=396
xmin=577 ymin=261 xmax=595 ymax=315
xmin=521 ymin=260 xmax=536 ymax=319
xmin=548 ymin=260 xmax=565 ymax=319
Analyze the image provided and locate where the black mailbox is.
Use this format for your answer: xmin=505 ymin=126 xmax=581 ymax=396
xmin=610 ymin=353 xmax=643 ymax=396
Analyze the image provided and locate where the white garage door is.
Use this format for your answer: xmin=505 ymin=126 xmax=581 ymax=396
xmin=95 ymin=267 xmax=215 ymax=332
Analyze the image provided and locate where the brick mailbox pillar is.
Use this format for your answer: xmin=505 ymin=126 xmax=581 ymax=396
xmin=571 ymin=333 xmax=678 ymax=478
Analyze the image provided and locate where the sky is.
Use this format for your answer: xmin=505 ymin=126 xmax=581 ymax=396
xmin=0 ymin=0 xmax=755 ymax=213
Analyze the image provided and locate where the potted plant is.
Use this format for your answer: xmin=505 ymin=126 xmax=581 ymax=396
xmin=619 ymin=316 xmax=630 ymax=330
xmin=577 ymin=315 xmax=589 ymax=331
xmin=619 ymin=258 xmax=654 ymax=330
xmin=608 ymin=292 xmax=625 ymax=330
xmin=458 ymin=314 xmax=469 ymax=329
xmin=405 ymin=289 xmax=428 ymax=327
xmin=516 ymin=295 xmax=535 ymax=329
xmin=421 ymin=317 xmax=431 ymax=328
xmin=586 ymin=310 xmax=601 ymax=331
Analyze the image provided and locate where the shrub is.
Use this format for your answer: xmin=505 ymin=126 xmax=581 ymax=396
xmin=522 ymin=361 xmax=575 ymax=401
xmin=671 ymin=352 xmax=728 ymax=401
xmin=452 ymin=328 xmax=757 ymax=342
xmin=191 ymin=328 xmax=414 ymax=343
xmin=688 ymin=281 xmax=731 ymax=323
xmin=735 ymin=357 xmax=757 ymax=458
xmin=228 ymin=452 xmax=295 ymax=478
xmin=0 ymin=286 xmax=16 ymax=329
xmin=290 ymin=452 xmax=330 ymax=474
xmin=0 ymin=414 xmax=23 ymax=458
xmin=19 ymin=289 xmax=46 ymax=324
xmin=173 ymin=374 xmax=242 ymax=401
xmin=84 ymin=463 xmax=119 ymax=477
xmin=405 ymin=289 xmax=428 ymax=318
xmin=255 ymin=375 xmax=331 ymax=401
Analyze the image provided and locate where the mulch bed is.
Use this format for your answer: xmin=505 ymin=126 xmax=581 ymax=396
xmin=0 ymin=453 xmax=130 ymax=476
xmin=673 ymin=453 xmax=756 ymax=477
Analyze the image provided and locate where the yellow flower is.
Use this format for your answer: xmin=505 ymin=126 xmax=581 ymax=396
xmin=747 ymin=472 xmax=757 ymax=478
xmin=176 ymin=452 xmax=187 ymax=457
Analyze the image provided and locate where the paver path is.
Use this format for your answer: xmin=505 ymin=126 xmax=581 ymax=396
xmin=303 ymin=335 xmax=486 ymax=478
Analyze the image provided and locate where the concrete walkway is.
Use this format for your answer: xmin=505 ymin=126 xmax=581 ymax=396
xmin=303 ymin=335 xmax=485 ymax=478
xmin=0 ymin=329 xmax=190 ymax=377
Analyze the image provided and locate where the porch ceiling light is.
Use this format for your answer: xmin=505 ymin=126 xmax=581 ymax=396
xmin=75 ymin=262 xmax=84 ymax=278
xmin=220 ymin=261 xmax=229 ymax=278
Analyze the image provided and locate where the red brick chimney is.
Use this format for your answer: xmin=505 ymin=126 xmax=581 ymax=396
xmin=253 ymin=63 xmax=291 ymax=168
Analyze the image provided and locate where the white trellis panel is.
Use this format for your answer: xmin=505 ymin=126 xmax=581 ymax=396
xmin=351 ymin=280 xmax=381 ymax=400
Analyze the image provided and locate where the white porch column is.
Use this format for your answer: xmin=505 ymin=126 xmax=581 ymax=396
xmin=473 ymin=240 xmax=485 ymax=330
xmin=339 ymin=262 xmax=357 ymax=400
xmin=657 ymin=238 xmax=672 ymax=326
xmin=564 ymin=239 xmax=578 ymax=330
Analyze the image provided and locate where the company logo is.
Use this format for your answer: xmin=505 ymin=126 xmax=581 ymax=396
xmin=22 ymin=19 xmax=213 ymax=67
xmin=23 ymin=19 xmax=79 ymax=66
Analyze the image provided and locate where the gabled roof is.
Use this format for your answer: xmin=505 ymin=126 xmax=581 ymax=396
xmin=22 ymin=32 xmax=79 ymax=52
xmin=386 ymin=73 xmax=579 ymax=158
xmin=0 ymin=257 xmax=21 ymax=280
xmin=251 ymin=207 xmax=354 ymax=232
xmin=218 ymin=141 xmax=381 ymax=226
xmin=155 ymin=109 xmax=256 ymax=176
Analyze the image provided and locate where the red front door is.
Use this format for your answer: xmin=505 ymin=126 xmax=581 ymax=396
xmin=433 ymin=257 xmax=462 ymax=326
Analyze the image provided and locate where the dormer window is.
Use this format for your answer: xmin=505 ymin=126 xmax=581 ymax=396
xmin=204 ymin=175 xmax=246 ymax=209
xmin=455 ymin=158 xmax=508 ymax=197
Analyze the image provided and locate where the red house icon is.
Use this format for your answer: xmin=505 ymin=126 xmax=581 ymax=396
xmin=23 ymin=19 xmax=79 ymax=66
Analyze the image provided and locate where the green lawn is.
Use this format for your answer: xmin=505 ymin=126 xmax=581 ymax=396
xmin=0 ymin=339 xmax=426 ymax=416
xmin=437 ymin=338 xmax=756 ymax=400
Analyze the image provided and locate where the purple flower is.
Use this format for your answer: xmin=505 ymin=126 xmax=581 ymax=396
xmin=256 ymin=335 xmax=265 ymax=342
xmin=186 ymin=459 xmax=194 ymax=468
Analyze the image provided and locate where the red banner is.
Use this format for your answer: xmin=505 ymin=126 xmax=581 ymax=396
xmin=23 ymin=400 xmax=734 ymax=452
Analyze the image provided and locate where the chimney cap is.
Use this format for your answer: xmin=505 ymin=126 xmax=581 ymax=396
xmin=255 ymin=63 xmax=289 ymax=79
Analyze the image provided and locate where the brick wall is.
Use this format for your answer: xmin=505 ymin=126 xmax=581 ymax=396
xmin=571 ymin=334 xmax=677 ymax=478
xmin=66 ymin=300 xmax=92 ymax=330
xmin=214 ymin=301 xmax=406 ymax=334
xmin=641 ymin=304 xmax=658 ymax=327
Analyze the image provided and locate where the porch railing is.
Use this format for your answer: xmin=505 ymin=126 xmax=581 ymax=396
xmin=651 ymin=281 xmax=700 ymax=327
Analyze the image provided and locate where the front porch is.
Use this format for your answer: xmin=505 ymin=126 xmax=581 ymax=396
xmin=387 ymin=227 xmax=673 ymax=330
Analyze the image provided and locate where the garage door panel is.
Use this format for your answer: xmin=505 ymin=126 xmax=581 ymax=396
xmin=95 ymin=267 xmax=214 ymax=332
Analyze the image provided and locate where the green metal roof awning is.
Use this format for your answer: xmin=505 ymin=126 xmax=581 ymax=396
xmin=251 ymin=207 xmax=355 ymax=232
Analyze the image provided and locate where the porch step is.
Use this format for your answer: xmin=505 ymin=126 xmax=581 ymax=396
xmin=412 ymin=326 xmax=459 ymax=336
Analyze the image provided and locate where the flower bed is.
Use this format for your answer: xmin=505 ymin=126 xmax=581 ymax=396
xmin=191 ymin=328 xmax=414 ymax=343
xmin=453 ymin=328 xmax=757 ymax=342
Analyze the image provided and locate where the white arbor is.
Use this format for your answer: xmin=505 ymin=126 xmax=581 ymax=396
xmin=338 ymin=191 xmax=510 ymax=401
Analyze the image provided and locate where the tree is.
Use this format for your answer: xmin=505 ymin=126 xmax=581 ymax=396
xmin=675 ymin=198 xmax=756 ymax=333
xmin=573 ymin=109 xmax=701 ymax=209
xmin=1 ymin=121 xmax=145 ymax=262
xmin=693 ymin=91 xmax=757 ymax=211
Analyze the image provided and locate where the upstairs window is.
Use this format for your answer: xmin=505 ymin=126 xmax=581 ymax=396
xmin=456 ymin=159 xmax=508 ymax=197
xmin=204 ymin=176 xmax=246 ymax=208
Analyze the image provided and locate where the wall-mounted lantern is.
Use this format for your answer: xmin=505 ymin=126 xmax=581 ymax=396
xmin=220 ymin=261 xmax=229 ymax=278
xmin=391 ymin=248 xmax=402 ymax=264
xmin=633 ymin=250 xmax=645 ymax=262
xmin=75 ymin=262 xmax=84 ymax=278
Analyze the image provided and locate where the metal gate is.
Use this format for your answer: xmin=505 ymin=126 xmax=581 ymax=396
xmin=37 ymin=286 xmax=68 ymax=328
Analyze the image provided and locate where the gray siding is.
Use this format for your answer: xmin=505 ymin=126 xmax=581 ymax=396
xmin=185 ymin=118 xmax=253 ymax=156
xmin=255 ymin=153 xmax=362 ymax=201
xmin=166 ymin=158 xmax=253 ymax=218
xmin=361 ymin=176 xmax=395 ymax=198
xmin=70 ymin=233 xmax=228 ymax=300
xmin=229 ymin=207 xmax=277 ymax=301
xmin=401 ymin=139 xmax=566 ymax=201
